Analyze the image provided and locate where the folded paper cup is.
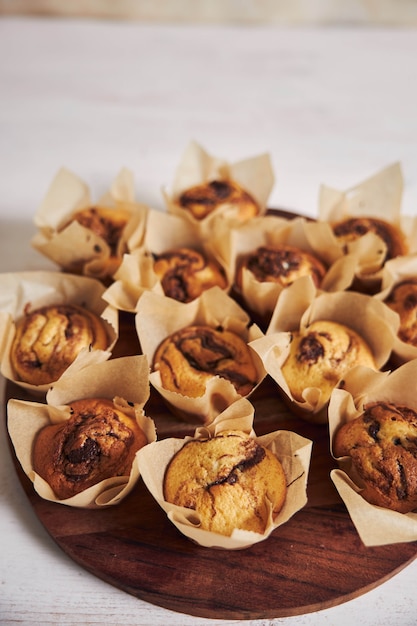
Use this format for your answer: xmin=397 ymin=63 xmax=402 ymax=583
xmin=103 ymin=208 xmax=230 ymax=312
xmin=163 ymin=141 xmax=274 ymax=237
xmin=328 ymin=362 xmax=417 ymax=545
xmin=0 ymin=271 xmax=118 ymax=394
xmin=7 ymin=355 xmax=156 ymax=508
xmin=316 ymin=162 xmax=417 ymax=291
xmin=249 ymin=279 xmax=399 ymax=422
xmin=135 ymin=286 xmax=266 ymax=424
xmin=32 ymin=167 xmax=149 ymax=280
xmin=211 ymin=214 xmax=357 ymax=326
xmin=136 ymin=397 xmax=312 ymax=549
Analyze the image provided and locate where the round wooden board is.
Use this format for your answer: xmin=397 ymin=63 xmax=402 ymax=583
xmin=5 ymin=209 xmax=417 ymax=620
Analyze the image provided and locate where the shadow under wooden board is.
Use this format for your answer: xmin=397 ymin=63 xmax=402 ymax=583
xmin=5 ymin=208 xmax=417 ymax=620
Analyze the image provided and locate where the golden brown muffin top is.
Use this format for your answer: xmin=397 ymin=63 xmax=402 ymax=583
xmin=333 ymin=401 xmax=417 ymax=513
xmin=238 ymin=244 xmax=326 ymax=288
xmin=178 ymin=179 xmax=259 ymax=221
xmin=332 ymin=216 xmax=407 ymax=261
xmin=163 ymin=430 xmax=286 ymax=535
xmin=153 ymin=247 xmax=227 ymax=303
xmin=11 ymin=303 xmax=108 ymax=385
xmin=384 ymin=278 xmax=417 ymax=346
xmin=33 ymin=398 xmax=147 ymax=500
xmin=152 ymin=325 xmax=258 ymax=398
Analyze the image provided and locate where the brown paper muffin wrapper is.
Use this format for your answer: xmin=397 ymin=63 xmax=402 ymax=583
xmin=0 ymin=271 xmax=118 ymax=394
xmin=210 ymin=214 xmax=359 ymax=323
xmin=103 ymin=208 xmax=230 ymax=312
xmin=314 ymin=162 xmax=417 ymax=290
xmin=162 ymin=141 xmax=275 ymax=238
xmin=7 ymin=355 xmax=156 ymax=508
xmin=249 ymin=279 xmax=399 ymax=423
xmin=374 ymin=255 xmax=417 ymax=364
xmin=31 ymin=167 xmax=149 ymax=280
xmin=136 ymin=397 xmax=312 ymax=550
xmin=135 ymin=286 xmax=266 ymax=424
xmin=328 ymin=362 xmax=417 ymax=545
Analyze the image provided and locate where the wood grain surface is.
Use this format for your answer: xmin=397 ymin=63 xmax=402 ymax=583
xmin=5 ymin=209 xmax=417 ymax=620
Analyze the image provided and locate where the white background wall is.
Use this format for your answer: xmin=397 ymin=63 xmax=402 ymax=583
xmin=1 ymin=0 xmax=417 ymax=26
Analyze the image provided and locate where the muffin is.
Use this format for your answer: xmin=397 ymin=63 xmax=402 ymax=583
xmin=236 ymin=244 xmax=327 ymax=290
xmin=163 ymin=429 xmax=287 ymax=536
xmin=153 ymin=247 xmax=228 ymax=303
xmin=333 ymin=401 xmax=417 ymax=513
xmin=281 ymin=320 xmax=376 ymax=404
xmin=178 ymin=179 xmax=259 ymax=221
xmin=69 ymin=205 xmax=131 ymax=276
xmin=152 ymin=325 xmax=258 ymax=398
xmin=10 ymin=303 xmax=109 ymax=386
xmin=33 ymin=397 xmax=148 ymax=500
xmin=384 ymin=278 xmax=417 ymax=346
xmin=331 ymin=216 xmax=408 ymax=263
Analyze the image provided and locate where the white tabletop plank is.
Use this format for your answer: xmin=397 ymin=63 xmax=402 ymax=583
xmin=1 ymin=16 xmax=417 ymax=626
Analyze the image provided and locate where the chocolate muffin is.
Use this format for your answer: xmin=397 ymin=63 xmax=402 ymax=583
xmin=236 ymin=244 xmax=326 ymax=290
xmin=33 ymin=398 xmax=148 ymax=500
xmin=153 ymin=247 xmax=227 ymax=303
xmin=178 ymin=179 xmax=259 ymax=221
xmin=281 ymin=320 xmax=376 ymax=404
xmin=11 ymin=303 xmax=109 ymax=385
xmin=332 ymin=216 xmax=407 ymax=263
xmin=163 ymin=429 xmax=287 ymax=536
xmin=333 ymin=401 xmax=417 ymax=513
xmin=384 ymin=278 xmax=417 ymax=346
xmin=152 ymin=325 xmax=259 ymax=398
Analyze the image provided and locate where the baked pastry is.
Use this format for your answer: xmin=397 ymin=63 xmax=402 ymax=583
xmin=331 ymin=216 xmax=408 ymax=262
xmin=281 ymin=320 xmax=376 ymax=404
xmin=69 ymin=205 xmax=131 ymax=274
xmin=11 ymin=303 xmax=109 ymax=385
xmin=384 ymin=278 xmax=417 ymax=346
xmin=152 ymin=325 xmax=258 ymax=397
xmin=236 ymin=244 xmax=326 ymax=290
xmin=333 ymin=401 xmax=417 ymax=513
xmin=163 ymin=429 xmax=287 ymax=535
xmin=178 ymin=179 xmax=259 ymax=221
xmin=33 ymin=398 xmax=147 ymax=499
xmin=153 ymin=247 xmax=228 ymax=303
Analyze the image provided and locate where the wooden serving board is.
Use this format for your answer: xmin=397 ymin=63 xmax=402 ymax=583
xmin=5 ymin=210 xmax=417 ymax=620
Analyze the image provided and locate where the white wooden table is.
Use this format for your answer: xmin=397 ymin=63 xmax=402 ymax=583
xmin=0 ymin=16 xmax=417 ymax=625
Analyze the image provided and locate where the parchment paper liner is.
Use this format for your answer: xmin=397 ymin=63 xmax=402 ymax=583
xmin=136 ymin=396 xmax=312 ymax=550
xmin=31 ymin=167 xmax=149 ymax=280
xmin=135 ymin=287 xmax=266 ymax=425
xmin=0 ymin=271 xmax=119 ymax=394
xmin=374 ymin=255 xmax=417 ymax=364
xmin=210 ymin=213 xmax=358 ymax=323
xmin=103 ymin=208 xmax=230 ymax=313
xmin=311 ymin=162 xmax=417 ymax=291
xmin=328 ymin=361 xmax=417 ymax=545
xmin=249 ymin=278 xmax=399 ymax=423
xmin=162 ymin=141 xmax=275 ymax=238
xmin=7 ymin=355 xmax=156 ymax=508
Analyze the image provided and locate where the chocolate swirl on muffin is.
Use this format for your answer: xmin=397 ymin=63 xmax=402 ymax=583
xmin=178 ymin=179 xmax=259 ymax=221
xmin=333 ymin=401 xmax=417 ymax=513
xmin=33 ymin=398 xmax=147 ymax=499
xmin=11 ymin=303 xmax=108 ymax=385
xmin=72 ymin=206 xmax=129 ymax=257
xmin=152 ymin=325 xmax=258 ymax=397
xmin=332 ymin=216 xmax=408 ymax=262
xmin=384 ymin=278 xmax=417 ymax=346
xmin=163 ymin=429 xmax=287 ymax=535
xmin=153 ymin=247 xmax=228 ymax=303
xmin=236 ymin=244 xmax=326 ymax=289
xmin=281 ymin=320 xmax=376 ymax=404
